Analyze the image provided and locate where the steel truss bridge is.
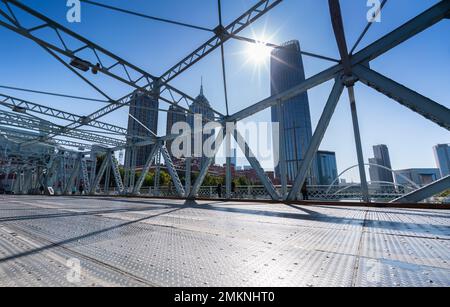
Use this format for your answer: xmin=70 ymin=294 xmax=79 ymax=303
xmin=0 ymin=0 xmax=449 ymax=204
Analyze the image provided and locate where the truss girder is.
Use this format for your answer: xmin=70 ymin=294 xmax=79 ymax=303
xmin=0 ymin=110 xmax=125 ymax=147
xmin=109 ymin=152 xmax=125 ymax=194
xmin=0 ymin=127 xmax=91 ymax=149
xmin=0 ymin=0 xmax=208 ymax=119
xmin=353 ymin=65 xmax=450 ymax=131
xmin=133 ymin=145 xmax=159 ymax=194
xmin=0 ymin=93 xmax=128 ymax=135
xmin=158 ymin=0 xmax=283 ymax=85
xmin=392 ymin=176 xmax=450 ymax=204
xmin=227 ymin=0 xmax=450 ymax=123
xmin=0 ymin=0 xmax=156 ymax=90
xmin=160 ymin=145 xmax=185 ymax=197
xmin=90 ymin=153 xmax=109 ymax=195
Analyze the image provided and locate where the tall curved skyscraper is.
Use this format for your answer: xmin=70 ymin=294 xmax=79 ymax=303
xmin=271 ymin=40 xmax=316 ymax=184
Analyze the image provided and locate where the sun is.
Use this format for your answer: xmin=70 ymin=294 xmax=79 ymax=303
xmin=245 ymin=40 xmax=273 ymax=65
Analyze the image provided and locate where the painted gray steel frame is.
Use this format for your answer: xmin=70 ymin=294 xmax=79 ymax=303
xmin=0 ymin=0 xmax=448 ymax=202
xmin=0 ymin=110 xmax=125 ymax=147
xmin=392 ymin=175 xmax=450 ymax=204
xmin=0 ymin=93 xmax=128 ymax=135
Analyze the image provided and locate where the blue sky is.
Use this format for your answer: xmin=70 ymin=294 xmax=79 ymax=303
xmin=0 ymin=0 xmax=449 ymax=182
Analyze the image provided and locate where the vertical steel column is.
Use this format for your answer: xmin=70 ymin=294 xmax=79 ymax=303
xmin=104 ymin=160 xmax=111 ymax=195
xmin=123 ymin=146 xmax=132 ymax=193
xmin=277 ymin=100 xmax=288 ymax=198
xmin=3 ymin=159 xmax=12 ymax=191
xmin=154 ymin=149 xmax=161 ymax=196
xmin=185 ymin=156 xmax=192 ymax=196
xmin=347 ymin=86 xmax=370 ymax=203
xmin=90 ymin=155 xmax=109 ymax=195
xmin=129 ymin=147 xmax=137 ymax=192
xmin=110 ymin=152 xmax=125 ymax=194
xmin=225 ymin=123 xmax=233 ymax=199
xmin=90 ymin=152 xmax=98 ymax=189
xmin=64 ymin=156 xmax=81 ymax=195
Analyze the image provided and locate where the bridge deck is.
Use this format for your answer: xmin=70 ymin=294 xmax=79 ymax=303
xmin=0 ymin=196 xmax=448 ymax=287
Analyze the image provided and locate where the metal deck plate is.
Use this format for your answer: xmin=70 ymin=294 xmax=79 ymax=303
xmin=0 ymin=196 xmax=448 ymax=287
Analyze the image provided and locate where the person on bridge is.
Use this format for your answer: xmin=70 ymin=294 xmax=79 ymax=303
xmin=301 ymin=182 xmax=309 ymax=201
xmin=217 ymin=183 xmax=222 ymax=198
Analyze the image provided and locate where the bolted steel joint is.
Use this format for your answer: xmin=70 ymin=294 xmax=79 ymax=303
xmin=213 ymin=25 xmax=229 ymax=40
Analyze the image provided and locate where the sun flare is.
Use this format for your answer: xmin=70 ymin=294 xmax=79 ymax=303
xmin=245 ymin=40 xmax=273 ymax=65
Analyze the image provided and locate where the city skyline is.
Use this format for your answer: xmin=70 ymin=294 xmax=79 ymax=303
xmin=0 ymin=0 xmax=448 ymax=183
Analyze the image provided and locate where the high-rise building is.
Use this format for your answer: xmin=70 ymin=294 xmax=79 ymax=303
xmin=126 ymin=91 xmax=159 ymax=167
xmin=394 ymin=168 xmax=441 ymax=187
xmin=166 ymin=104 xmax=187 ymax=158
xmin=368 ymin=158 xmax=381 ymax=182
xmin=270 ymin=40 xmax=315 ymax=183
xmin=317 ymin=151 xmax=338 ymax=186
xmin=188 ymin=84 xmax=215 ymax=166
xmin=434 ymin=144 xmax=450 ymax=177
xmin=230 ymin=148 xmax=237 ymax=167
xmin=369 ymin=145 xmax=394 ymax=183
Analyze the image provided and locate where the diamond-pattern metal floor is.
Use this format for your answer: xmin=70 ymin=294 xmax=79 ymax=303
xmin=0 ymin=195 xmax=448 ymax=287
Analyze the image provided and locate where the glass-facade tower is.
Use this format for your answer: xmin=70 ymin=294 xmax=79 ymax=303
xmin=126 ymin=91 xmax=159 ymax=167
xmin=317 ymin=151 xmax=338 ymax=186
xmin=166 ymin=104 xmax=187 ymax=158
xmin=434 ymin=144 xmax=450 ymax=177
xmin=270 ymin=40 xmax=315 ymax=183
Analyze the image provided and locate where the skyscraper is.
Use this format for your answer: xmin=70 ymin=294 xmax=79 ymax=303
xmin=230 ymin=148 xmax=237 ymax=167
xmin=434 ymin=144 xmax=450 ymax=177
xmin=369 ymin=145 xmax=394 ymax=183
xmin=188 ymin=84 xmax=215 ymax=166
xmin=166 ymin=104 xmax=187 ymax=158
xmin=126 ymin=91 xmax=159 ymax=167
xmin=317 ymin=151 xmax=338 ymax=186
xmin=271 ymin=40 xmax=315 ymax=183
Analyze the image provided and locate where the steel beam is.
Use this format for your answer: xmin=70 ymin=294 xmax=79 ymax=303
xmin=0 ymin=110 xmax=125 ymax=147
xmin=64 ymin=156 xmax=81 ymax=195
xmin=0 ymin=93 xmax=128 ymax=135
xmin=351 ymin=0 xmax=450 ymax=65
xmin=228 ymin=65 xmax=342 ymax=122
xmin=353 ymin=65 xmax=450 ymax=131
xmin=0 ymin=126 xmax=92 ymax=149
xmin=160 ymin=145 xmax=186 ymax=197
xmin=133 ymin=144 xmax=159 ymax=194
xmin=233 ymin=130 xmax=280 ymax=200
xmin=185 ymin=157 xmax=192 ymax=196
xmin=189 ymin=128 xmax=226 ymax=198
xmin=227 ymin=0 xmax=450 ymax=124
xmin=90 ymin=154 xmax=109 ymax=195
xmin=109 ymin=152 xmax=125 ymax=194
xmin=225 ymin=124 xmax=233 ymax=199
xmin=392 ymin=175 xmax=450 ymax=204
xmin=277 ymin=100 xmax=288 ymax=198
xmin=347 ymin=85 xmax=370 ymax=203
xmin=287 ymin=79 xmax=344 ymax=200
xmin=158 ymin=0 xmax=282 ymax=84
